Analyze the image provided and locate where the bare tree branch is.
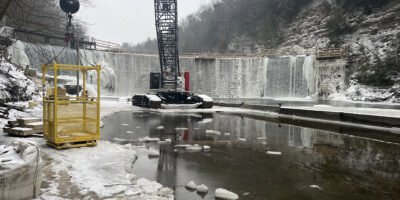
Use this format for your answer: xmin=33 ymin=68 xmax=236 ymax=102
xmin=0 ymin=0 xmax=14 ymax=21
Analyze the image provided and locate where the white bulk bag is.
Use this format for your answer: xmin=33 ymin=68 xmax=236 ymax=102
xmin=0 ymin=140 xmax=42 ymax=200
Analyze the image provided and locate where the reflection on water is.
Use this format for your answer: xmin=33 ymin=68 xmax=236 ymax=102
xmin=215 ymin=98 xmax=400 ymax=109
xmin=101 ymin=111 xmax=400 ymax=200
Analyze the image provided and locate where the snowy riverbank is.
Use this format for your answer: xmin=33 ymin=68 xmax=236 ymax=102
xmin=0 ymin=100 xmax=174 ymax=200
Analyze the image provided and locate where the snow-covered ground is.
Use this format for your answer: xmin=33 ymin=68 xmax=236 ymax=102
xmin=0 ymin=60 xmax=39 ymax=101
xmin=0 ymin=100 xmax=174 ymax=200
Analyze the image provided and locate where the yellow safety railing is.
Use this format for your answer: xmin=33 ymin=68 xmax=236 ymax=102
xmin=41 ymin=62 xmax=101 ymax=149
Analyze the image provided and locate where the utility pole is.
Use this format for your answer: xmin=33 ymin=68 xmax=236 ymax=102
xmin=76 ymin=33 xmax=80 ymax=97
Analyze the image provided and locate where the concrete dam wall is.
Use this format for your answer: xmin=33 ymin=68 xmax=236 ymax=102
xmin=10 ymin=41 xmax=318 ymax=98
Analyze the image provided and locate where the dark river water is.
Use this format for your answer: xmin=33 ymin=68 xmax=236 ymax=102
xmin=101 ymin=111 xmax=400 ymax=200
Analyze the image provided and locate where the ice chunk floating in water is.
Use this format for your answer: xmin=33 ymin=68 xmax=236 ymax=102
xmin=215 ymin=188 xmax=239 ymax=200
xmin=185 ymin=180 xmax=197 ymax=190
xmin=267 ymin=151 xmax=282 ymax=155
xmin=196 ymin=184 xmax=209 ymax=193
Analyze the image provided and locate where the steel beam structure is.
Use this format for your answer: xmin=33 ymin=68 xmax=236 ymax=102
xmin=154 ymin=0 xmax=180 ymax=90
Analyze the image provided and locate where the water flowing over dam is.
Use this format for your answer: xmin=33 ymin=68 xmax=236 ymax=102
xmin=10 ymin=41 xmax=316 ymax=98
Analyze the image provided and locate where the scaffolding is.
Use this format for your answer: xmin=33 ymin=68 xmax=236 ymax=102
xmin=41 ymin=62 xmax=101 ymax=149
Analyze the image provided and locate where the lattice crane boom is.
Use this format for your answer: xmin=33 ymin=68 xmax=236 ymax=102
xmin=154 ymin=0 xmax=180 ymax=90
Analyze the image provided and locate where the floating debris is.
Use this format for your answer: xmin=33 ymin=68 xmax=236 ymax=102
xmin=224 ymin=133 xmax=231 ymax=136
xmin=238 ymin=138 xmax=247 ymax=142
xmin=215 ymin=188 xmax=239 ymax=200
xmin=156 ymin=126 xmax=164 ymax=130
xmin=203 ymin=145 xmax=211 ymax=151
xmin=126 ymin=131 xmax=134 ymax=134
xmin=120 ymin=124 xmax=129 ymax=126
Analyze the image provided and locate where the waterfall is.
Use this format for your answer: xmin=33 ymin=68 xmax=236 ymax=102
xmin=264 ymin=56 xmax=315 ymax=98
xmin=13 ymin=41 xmax=316 ymax=98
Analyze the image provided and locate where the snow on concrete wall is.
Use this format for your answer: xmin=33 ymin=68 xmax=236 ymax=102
xmin=13 ymin=42 xmax=317 ymax=98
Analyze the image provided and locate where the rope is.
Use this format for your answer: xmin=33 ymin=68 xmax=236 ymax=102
xmin=44 ymin=44 xmax=68 ymax=65
xmin=14 ymin=140 xmax=41 ymax=198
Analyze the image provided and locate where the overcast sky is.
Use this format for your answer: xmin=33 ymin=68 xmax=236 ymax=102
xmin=77 ymin=0 xmax=211 ymax=44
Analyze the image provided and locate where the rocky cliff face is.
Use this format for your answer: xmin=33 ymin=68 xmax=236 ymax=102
xmin=282 ymin=0 xmax=400 ymax=51
xmin=280 ymin=0 xmax=400 ymax=102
